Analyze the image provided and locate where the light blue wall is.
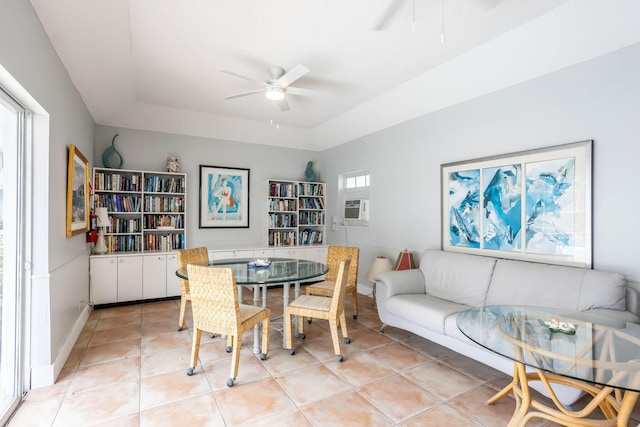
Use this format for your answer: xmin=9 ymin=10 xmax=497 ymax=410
xmin=319 ymin=42 xmax=640 ymax=290
xmin=1 ymin=0 xmax=95 ymax=384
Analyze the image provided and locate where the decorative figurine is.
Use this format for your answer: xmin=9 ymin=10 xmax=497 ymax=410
xmin=304 ymin=161 xmax=316 ymax=182
xmin=167 ymin=156 xmax=180 ymax=173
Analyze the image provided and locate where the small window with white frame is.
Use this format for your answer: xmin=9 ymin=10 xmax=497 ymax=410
xmin=340 ymin=171 xmax=370 ymax=227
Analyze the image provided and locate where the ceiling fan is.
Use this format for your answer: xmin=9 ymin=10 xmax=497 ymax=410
xmin=219 ymin=65 xmax=326 ymax=112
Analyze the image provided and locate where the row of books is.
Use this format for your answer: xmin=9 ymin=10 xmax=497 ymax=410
xmin=269 ymin=182 xmax=297 ymax=198
xmin=268 ymin=213 xmax=297 ymax=228
xmin=144 ymin=233 xmax=185 ymax=252
xmin=268 ymin=231 xmax=297 ymax=246
xmin=106 ymin=217 xmax=141 ymax=233
xmin=298 ymin=183 xmax=324 ymax=196
xmin=144 ymin=214 xmax=184 ymax=229
xmin=105 ymin=235 xmax=142 ymax=252
xmin=145 ymin=176 xmax=185 ymax=193
xmin=96 ymin=194 xmax=142 ymax=212
xmin=299 ymin=228 xmax=323 ymax=245
xmin=94 ymin=172 xmax=141 ymax=192
xmin=269 ymin=199 xmax=297 ymax=212
xmin=299 ymin=197 xmax=325 ymax=210
xmin=143 ymin=196 xmax=184 ymax=213
xmin=299 ymin=211 xmax=325 ymax=226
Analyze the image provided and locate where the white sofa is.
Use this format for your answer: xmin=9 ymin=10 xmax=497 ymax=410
xmin=374 ymin=249 xmax=640 ymax=405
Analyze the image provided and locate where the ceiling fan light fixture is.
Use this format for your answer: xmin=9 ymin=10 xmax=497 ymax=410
xmin=265 ymin=86 xmax=285 ymax=101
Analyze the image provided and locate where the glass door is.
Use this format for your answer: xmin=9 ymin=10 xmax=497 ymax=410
xmin=0 ymin=88 xmax=26 ymax=424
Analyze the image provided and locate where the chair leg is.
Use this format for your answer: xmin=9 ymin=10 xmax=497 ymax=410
xmin=328 ymin=318 xmax=343 ymax=361
xmin=260 ymin=317 xmax=270 ymax=360
xmin=178 ymin=294 xmax=188 ymax=331
xmin=351 ymin=288 xmax=359 ymax=319
xmin=187 ymin=328 xmax=202 ymax=375
xmin=339 ymin=311 xmax=350 ymax=344
xmin=296 ymin=314 xmax=306 ymax=339
xmin=285 ymin=309 xmax=294 ymax=354
xmin=228 ymin=334 xmax=242 ymax=387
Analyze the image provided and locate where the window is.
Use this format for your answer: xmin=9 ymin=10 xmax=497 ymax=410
xmin=339 ymin=171 xmax=370 ymax=227
xmin=345 ymin=172 xmax=370 ymax=191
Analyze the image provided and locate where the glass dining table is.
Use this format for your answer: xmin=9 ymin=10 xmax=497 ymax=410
xmin=176 ymin=257 xmax=329 ymax=351
xmin=457 ymin=305 xmax=640 ymax=427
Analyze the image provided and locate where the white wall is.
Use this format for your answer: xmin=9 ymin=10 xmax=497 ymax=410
xmin=1 ymin=0 xmax=95 ymax=386
xmin=319 ymin=42 xmax=640 ymax=292
xmin=94 ymin=126 xmax=320 ymax=249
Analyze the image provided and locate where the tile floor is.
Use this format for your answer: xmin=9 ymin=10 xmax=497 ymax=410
xmin=8 ymin=286 xmax=640 ymax=426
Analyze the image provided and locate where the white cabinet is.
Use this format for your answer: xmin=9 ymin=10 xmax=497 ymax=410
xmin=212 ymin=250 xmax=254 ymax=260
xmin=90 ymin=257 xmax=118 ymax=305
xmin=143 ymin=255 xmax=167 ymax=299
xmin=117 ymin=256 xmax=143 ymax=302
xmin=166 ymin=253 xmax=180 ymax=297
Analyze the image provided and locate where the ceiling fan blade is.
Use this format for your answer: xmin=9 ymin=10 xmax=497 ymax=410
xmin=219 ymin=69 xmax=264 ymax=83
xmin=278 ymin=99 xmax=291 ymax=112
xmin=285 ymin=86 xmax=327 ymax=98
xmin=224 ymin=88 xmax=265 ymax=99
xmin=373 ymin=0 xmax=408 ymax=30
xmin=277 ymin=64 xmax=310 ymax=88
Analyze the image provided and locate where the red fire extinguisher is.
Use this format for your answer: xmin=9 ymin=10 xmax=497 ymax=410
xmin=87 ymin=210 xmax=98 ymax=243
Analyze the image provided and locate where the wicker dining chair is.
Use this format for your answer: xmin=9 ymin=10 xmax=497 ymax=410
xmin=286 ymin=257 xmax=351 ymax=362
xmin=305 ymin=246 xmax=360 ymax=319
xmin=175 ymin=247 xmax=210 ymax=331
xmin=186 ymin=264 xmax=270 ymax=386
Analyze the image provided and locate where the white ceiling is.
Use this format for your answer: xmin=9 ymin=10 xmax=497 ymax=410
xmin=29 ymin=0 xmax=640 ymax=151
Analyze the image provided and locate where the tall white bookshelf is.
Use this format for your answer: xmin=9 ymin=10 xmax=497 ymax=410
xmin=93 ymin=167 xmax=186 ymax=253
xmin=267 ymin=179 xmax=325 ymax=247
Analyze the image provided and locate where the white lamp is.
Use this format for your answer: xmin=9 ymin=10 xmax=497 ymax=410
xmin=93 ymin=207 xmax=110 ymax=255
xmin=366 ymin=256 xmax=393 ymax=304
xmin=265 ymin=85 xmax=285 ymax=101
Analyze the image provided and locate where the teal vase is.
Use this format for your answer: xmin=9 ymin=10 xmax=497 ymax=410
xmin=102 ymin=134 xmax=123 ymax=169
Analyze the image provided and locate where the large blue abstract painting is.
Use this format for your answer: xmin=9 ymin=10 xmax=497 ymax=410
xmin=199 ymin=165 xmax=250 ymax=228
xmin=482 ymin=165 xmax=522 ymax=251
xmin=448 ymin=170 xmax=480 ymax=248
xmin=441 ymin=141 xmax=592 ymax=267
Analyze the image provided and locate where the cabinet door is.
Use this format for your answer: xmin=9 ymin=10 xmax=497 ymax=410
xmin=166 ymin=253 xmax=180 ymax=297
xmin=305 ymin=246 xmax=328 ymax=263
xmin=253 ymin=248 xmax=274 ymax=259
xmin=90 ymin=257 xmax=118 ymax=305
xmin=117 ymin=256 xmax=143 ymax=302
xmin=143 ymin=255 xmax=167 ymax=299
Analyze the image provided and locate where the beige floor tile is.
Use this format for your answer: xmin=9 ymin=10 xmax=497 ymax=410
xmin=448 ymin=384 xmax=521 ymax=427
xmin=301 ymin=389 xmax=393 ymax=427
xmin=203 ymin=352 xmax=271 ymax=390
xmin=239 ymin=408 xmax=313 ymax=427
xmin=297 ymin=333 xmax=363 ymax=362
xmin=141 ymin=346 xmax=193 ymax=378
xmin=97 ymin=305 xmax=141 ymax=320
xmin=366 ymin=342 xmax=431 ymax=371
xmin=140 ymin=330 xmax=192 ymax=355
xmin=141 ymin=309 xmax=176 ymax=325
xmin=53 ymin=380 xmax=140 ymax=426
xmin=401 ymin=360 xmax=481 ymax=400
xmin=140 ymin=300 xmax=178 ymax=313
xmin=215 ymin=377 xmax=295 ymax=426
xmin=324 ymin=352 xmax=396 ymax=387
xmin=79 ymin=337 xmax=141 ymax=366
xmin=94 ymin=312 xmax=142 ymax=331
xmin=276 ymin=364 xmax=351 ymax=405
xmin=6 ymin=397 xmax=62 ymax=427
xmin=69 ymin=356 xmax=140 ymax=394
xmin=139 ymin=393 xmax=223 ymax=427
xmin=88 ymin=325 xmax=141 ymax=347
xmin=139 ymin=369 xmax=211 ymax=411
xmin=358 ymin=374 xmax=442 ymax=422
xmin=260 ymin=346 xmax=321 ymax=376
xmin=141 ymin=317 xmax=184 ymax=337
xmin=400 ymin=403 xmax=483 ymax=427
xmin=90 ymin=413 xmax=140 ymax=427
xmin=348 ymin=327 xmax=396 ymax=351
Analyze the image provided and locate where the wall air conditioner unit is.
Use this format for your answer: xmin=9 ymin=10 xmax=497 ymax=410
xmin=344 ymin=199 xmax=369 ymax=221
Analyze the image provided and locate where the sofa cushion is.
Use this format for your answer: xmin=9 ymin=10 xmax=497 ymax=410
xmin=485 ymin=259 xmax=626 ymax=312
xmin=420 ymin=250 xmax=497 ymax=307
xmin=385 ymin=294 xmax=471 ymax=334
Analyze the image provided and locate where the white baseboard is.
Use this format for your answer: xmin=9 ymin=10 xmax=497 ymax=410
xmin=31 ymin=303 xmax=91 ymax=388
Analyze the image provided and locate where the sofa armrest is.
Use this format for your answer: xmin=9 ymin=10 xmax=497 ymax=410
xmin=375 ymin=269 xmax=426 ymax=299
xmin=626 ymin=287 xmax=640 ymax=319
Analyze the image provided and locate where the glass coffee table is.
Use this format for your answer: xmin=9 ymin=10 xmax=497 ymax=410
xmin=457 ymin=305 xmax=640 ymax=427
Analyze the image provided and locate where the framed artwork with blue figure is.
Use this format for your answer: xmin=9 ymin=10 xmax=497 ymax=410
xmin=441 ymin=141 xmax=592 ymax=268
xmin=199 ymin=165 xmax=250 ymax=228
